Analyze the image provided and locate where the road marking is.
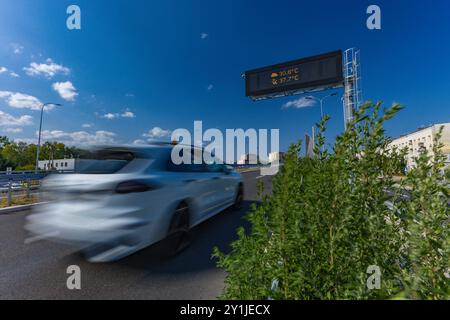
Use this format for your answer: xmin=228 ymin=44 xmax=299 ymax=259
xmin=87 ymin=245 xmax=129 ymax=263
xmin=24 ymin=231 xmax=60 ymax=244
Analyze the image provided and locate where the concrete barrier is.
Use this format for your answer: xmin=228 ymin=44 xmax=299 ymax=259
xmin=0 ymin=202 xmax=46 ymax=215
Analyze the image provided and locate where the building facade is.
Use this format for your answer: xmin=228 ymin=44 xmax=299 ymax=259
xmin=389 ymin=123 xmax=450 ymax=170
xmin=268 ymin=151 xmax=286 ymax=163
xmin=38 ymin=158 xmax=75 ymax=171
xmin=38 ymin=158 xmax=129 ymax=173
xmin=237 ymin=153 xmax=258 ymax=165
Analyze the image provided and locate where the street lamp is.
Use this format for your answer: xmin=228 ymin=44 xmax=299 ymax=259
xmin=35 ymin=102 xmax=62 ymax=172
xmin=305 ymin=93 xmax=337 ymax=120
xmin=305 ymin=93 xmax=337 ymax=152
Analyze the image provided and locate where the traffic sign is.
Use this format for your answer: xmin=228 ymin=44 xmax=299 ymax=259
xmin=245 ymin=50 xmax=343 ymax=99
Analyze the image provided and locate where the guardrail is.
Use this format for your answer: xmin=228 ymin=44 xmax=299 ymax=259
xmin=234 ymin=163 xmax=283 ymax=173
xmin=0 ymin=171 xmax=48 ymax=182
xmin=0 ymin=165 xmax=277 ymax=207
xmin=0 ymin=181 xmax=40 ymax=207
xmin=0 ymin=171 xmax=48 ymax=207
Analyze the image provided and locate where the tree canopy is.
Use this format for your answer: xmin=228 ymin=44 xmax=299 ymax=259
xmin=0 ymin=136 xmax=87 ymax=171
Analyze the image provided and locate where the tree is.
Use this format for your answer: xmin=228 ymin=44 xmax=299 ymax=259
xmin=1 ymin=142 xmax=34 ymax=168
xmin=0 ymin=138 xmax=88 ymax=170
xmin=0 ymin=136 xmax=10 ymax=147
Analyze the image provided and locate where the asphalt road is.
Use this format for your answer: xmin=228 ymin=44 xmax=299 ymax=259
xmin=0 ymin=170 xmax=273 ymax=299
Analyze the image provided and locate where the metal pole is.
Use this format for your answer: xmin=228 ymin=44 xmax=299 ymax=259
xmin=26 ymin=179 xmax=30 ymax=198
xmin=319 ymin=99 xmax=324 ymax=120
xmin=35 ymin=104 xmax=44 ymax=173
xmin=343 ymin=48 xmax=361 ymax=129
xmin=319 ymin=99 xmax=324 ymax=152
xmin=34 ymin=102 xmax=62 ymax=173
xmin=7 ymin=180 xmax=12 ymax=207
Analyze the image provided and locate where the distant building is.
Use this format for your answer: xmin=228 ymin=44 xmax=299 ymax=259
xmin=389 ymin=123 xmax=450 ymax=169
xmin=305 ymin=134 xmax=315 ymax=158
xmin=38 ymin=158 xmax=122 ymax=172
xmin=268 ymin=151 xmax=286 ymax=163
xmin=38 ymin=159 xmax=75 ymax=171
xmin=237 ymin=153 xmax=258 ymax=165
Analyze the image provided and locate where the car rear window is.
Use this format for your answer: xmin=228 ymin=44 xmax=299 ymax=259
xmin=77 ymin=149 xmax=135 ymax=174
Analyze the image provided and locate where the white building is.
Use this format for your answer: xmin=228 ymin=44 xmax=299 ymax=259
xmin=389 ymin=123 xmax=450 ymax=169
xmin=38 ymin=159 xmax=75 ymax=171
xmin=38 ymin=158 xmax=122 ymax=172
xmin=237 ymin=153 xmax=258 ymax=165
xmin=268 ymin=151 xmax=286 ymax=163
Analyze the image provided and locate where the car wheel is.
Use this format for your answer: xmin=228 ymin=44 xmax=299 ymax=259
xmin=233 ymin=184 xmax=244 ymax=210
xmin=165 ymin=202 xmax=191 ymax=256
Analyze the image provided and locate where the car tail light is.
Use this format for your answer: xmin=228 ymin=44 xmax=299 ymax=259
xmin=115 ymin=180 xmax=158 ymax=194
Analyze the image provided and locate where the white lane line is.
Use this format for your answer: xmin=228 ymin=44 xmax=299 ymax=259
xmin=24 ymin=231 xmax=60 ymax=244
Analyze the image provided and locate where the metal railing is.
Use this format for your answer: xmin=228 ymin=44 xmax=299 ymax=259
xmin=0 ymin=171 xmax=48 ymax=182
xmin=0 ymin=171 xmax=48 ymax=207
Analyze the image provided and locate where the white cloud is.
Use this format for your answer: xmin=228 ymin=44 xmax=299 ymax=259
xmin=11 ymin=138 xmax=36 ymax=144
xmin=0 ymin=111 xmax=33 ymax=126
xmin=82 ymin=123 xmax=93 ymax=128
xmin=11 ymin=44 xmax=24 ymax=55
xmin=143 ymin=127 xmax=171 ymax=138
xmin=0 ymin=68 xmax=20 ymax=78
xmin=102 ymin=112 xmax=118 ymax=120
xmin=132 ymin=139 xmax=146 ymax=145
xmin=200 ymin=33 xmax=208 ymax=39
xmin=52 ymin=81 xmax=78 ymax=101
xmin=24 ymin=58 xmax=70 ymax=78
xmin=40 ymin=130 xmax=116 ymax=146
xmin=282 ymin=97 xmax=316 ymax=109
xmin=4 ymin=128 xmax=23 ymax=133
xmin=121 ymin=111 xmax=135 ymax=118
xmin=0 ymin=91 xmax=43 ymax=110
xmin=102 ymin=111 xmax=135 ymax=119
xmin=125 ymin=93 xmax=135 ymax=97
xmin=207 ymin=84 xmax=214 ymax=91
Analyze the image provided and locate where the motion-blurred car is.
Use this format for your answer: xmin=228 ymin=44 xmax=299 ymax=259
xmin=0 ymin=181 xmax=24 ymax=191
xmin=25 ymin=143 xmax=243 ymax=262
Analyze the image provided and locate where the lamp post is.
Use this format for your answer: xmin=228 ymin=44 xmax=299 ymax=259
xmin=305 ymin=93 xmax=337 ymax=120
xmin=35 ymin=102 xmax=62 ymax=173
xmin=305 ymin=93 xmax=337 ymax=152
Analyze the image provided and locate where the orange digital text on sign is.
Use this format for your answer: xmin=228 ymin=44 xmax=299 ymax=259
xmin=271 ymin=67 xmax=300 ymax=85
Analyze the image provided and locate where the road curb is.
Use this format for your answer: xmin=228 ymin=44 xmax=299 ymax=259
xmin=0 ymin=202 xmax=46 ymax=215
xmin=237 ymin=167 xmax=262 ymax=173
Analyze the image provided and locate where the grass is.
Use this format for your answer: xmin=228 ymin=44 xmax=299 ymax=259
xmin=0 ymin=195 xmax=40 ymax=208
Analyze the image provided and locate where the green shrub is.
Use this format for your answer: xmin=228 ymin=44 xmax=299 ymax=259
xmin=395 ymin=128 xmax=449 ymax=299
xmin=16 ymin=164 xmax=35 ymax=171
xmin=213 ymin=101 xmax=449 ymax=299
xmin=445 ymin=168 xmax=450 ymax=181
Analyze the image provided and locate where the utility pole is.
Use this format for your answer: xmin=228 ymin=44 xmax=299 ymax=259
xmin=305 ymin=93 xmax=338 ymax=121
xmin=35 ymin=102 xmax=62 ymax=173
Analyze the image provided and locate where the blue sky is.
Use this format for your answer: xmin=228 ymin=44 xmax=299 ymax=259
xmin=0 ymin=0 xmax=449 ymax=152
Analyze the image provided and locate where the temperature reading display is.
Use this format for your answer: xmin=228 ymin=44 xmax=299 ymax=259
xmin=270 ymin=67 xmax=300 ymax=86
xmin=245 ymin=50 xmax=343 ymax=98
